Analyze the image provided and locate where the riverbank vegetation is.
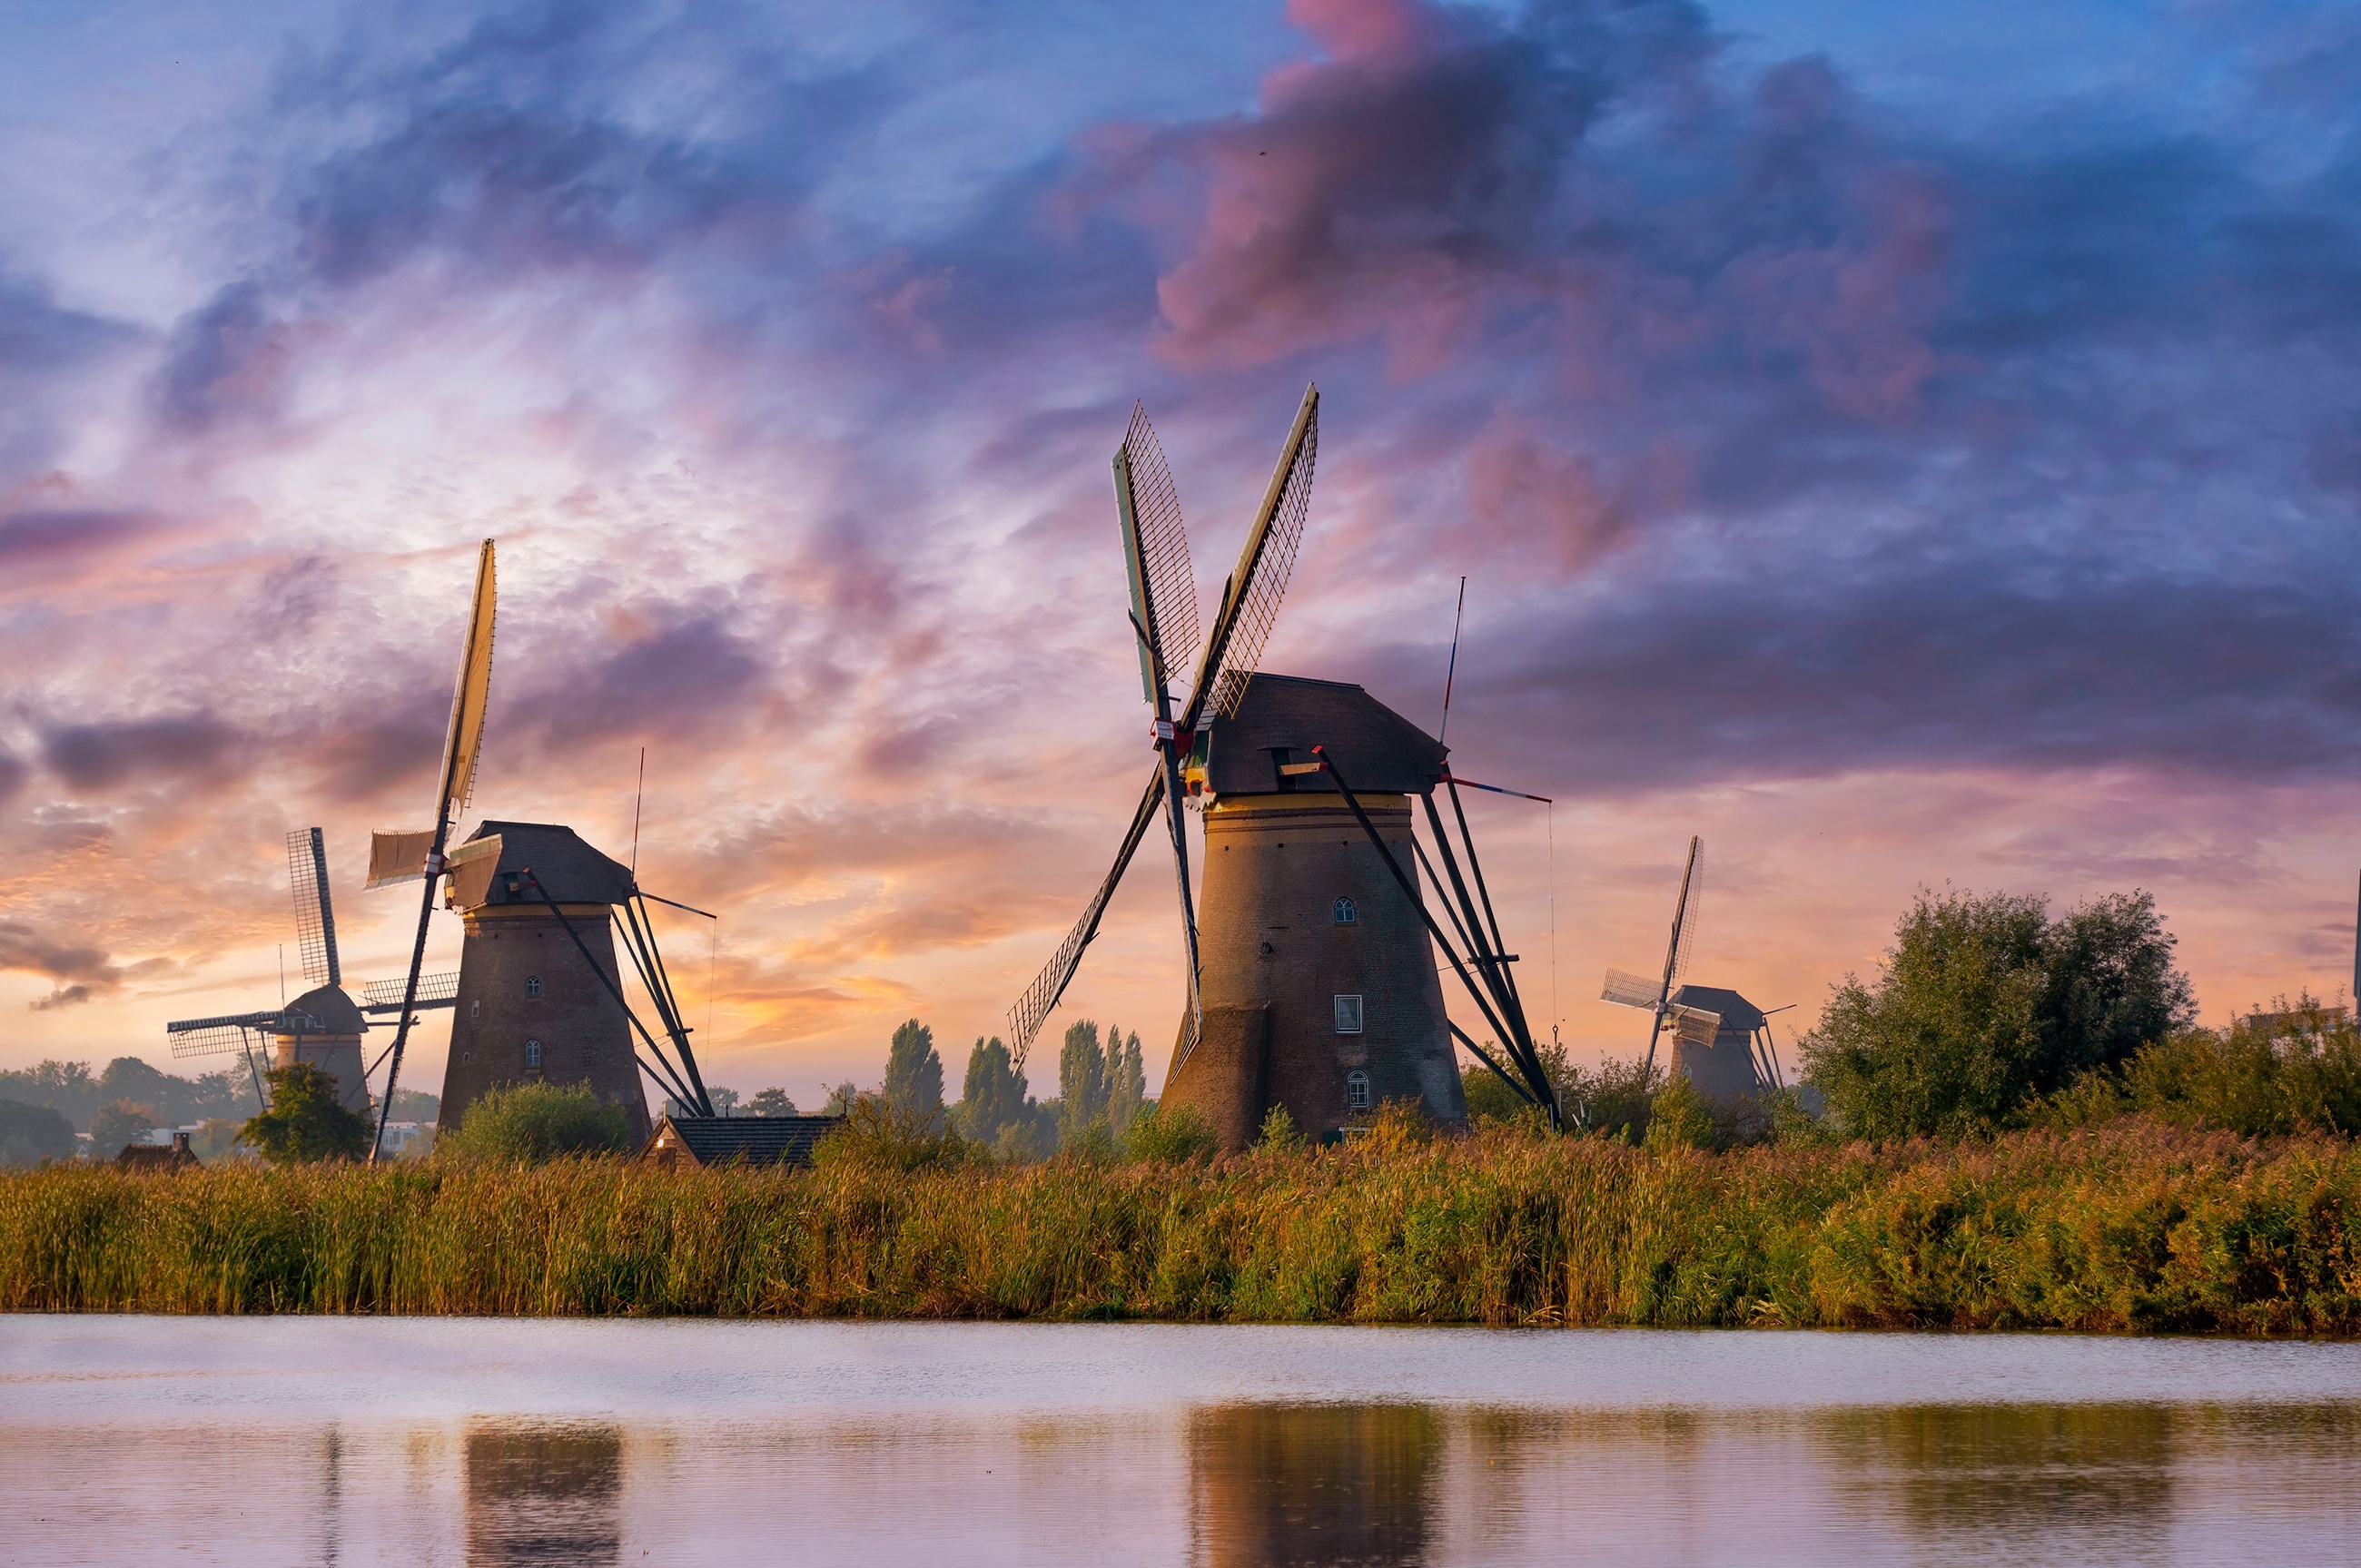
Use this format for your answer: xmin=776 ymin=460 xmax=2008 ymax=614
xmin=2 ymin=1110 xmax=2355 ymax=1332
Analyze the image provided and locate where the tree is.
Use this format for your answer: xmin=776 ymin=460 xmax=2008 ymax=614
xmin=884 ymin=1019 xmax=945 ymax=1128
xmin=89 ymin=1098 xmax=162 ymax=1154
xmin=956 ymin=1037 xmax=1028 ymax=1148
xmin=241 ymin=1064 xmax=370 ymax=1164
xmin=747 ymin=1087 xmax=799 ymax=1117
xmin=442 ymin=1080 xmax=634 ymax=1162
xmin=0 ymin=1060 xmax=99 ymax=1130
xmin=1059 ymin=1020 xmax=1108 ymax=1146
xmin=1802 ymin=887 xmax=2196 ymax=1139
xmin=191 ymin=1117 xmax=249 ymax=1164
xmin=823 ymin=1080 xmax=862 ymax=1116
xmin=708 ymin=1086 xmax=742 ymax=1116
xmin=0 ymin=1098 xmax=78 ymax=1166
xmin=1105 ymin=1026 xmax=1146 ymax=1134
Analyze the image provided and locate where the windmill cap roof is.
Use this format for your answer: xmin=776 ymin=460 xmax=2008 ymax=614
xmin=284 ymin=983 xmax=365 ymax=1034
xmin=1201 ymin=674 xmax=1447 ymax=797
xmin=460 ymin=821 xmax=635 ymax=908
xmin=1668 ymin=984 xmax=1767 ymax=1032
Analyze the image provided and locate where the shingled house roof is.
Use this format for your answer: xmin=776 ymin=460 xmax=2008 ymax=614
xmin=459 ymin=821 xmax=636 ymax=908
xmin=1197 ymin=674 xmax=1447 ymax=798
xmin=640 ymin=1113 xmax=843 ymax=1169
xmin=116 ymin=1132 xmax=202 ymax=1173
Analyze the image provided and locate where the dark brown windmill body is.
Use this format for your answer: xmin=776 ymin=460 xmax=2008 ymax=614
xmin=1166 ymin=676 xmax=1466 ymax=1147
xmin=437 ymin=822 xmax=655 ymax=1145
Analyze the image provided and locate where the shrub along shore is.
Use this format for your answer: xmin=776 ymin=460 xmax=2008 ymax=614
xmin=3 ymin=1115 xmax=2356 ymax=1333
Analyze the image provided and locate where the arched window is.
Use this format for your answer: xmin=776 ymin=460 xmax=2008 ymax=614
xmin=1346 ymin=1070 xmax=1371 ymax=1110
xmin=525 ymin=1040 xmax=542 ymax=1069
xmin=1333 ymin=994 xmax=1364 ymax=1034
xmin=1333 ymin=896 xmax=1357 ymax=925
xmin=524 ymin=975 xmax=543 ymax=998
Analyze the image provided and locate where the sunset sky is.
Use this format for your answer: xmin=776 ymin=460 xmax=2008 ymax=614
xmin=5 ymin=0 xmax=2360 ymax=1107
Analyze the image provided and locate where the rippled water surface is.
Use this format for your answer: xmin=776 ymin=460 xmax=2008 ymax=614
xmin=5 ymin=1317 xmax=2360 ymax=1565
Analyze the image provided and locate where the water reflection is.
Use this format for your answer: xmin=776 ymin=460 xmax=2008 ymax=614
xmin=1190 ymin=1404 xmax=1438 ymax=1567
xmin=1823 ymin=1404 xmax=2176 ymax=1563
xmin=464 ymin=1421 xmax=621 ymax=1566
xmin=7 ymin=1322 xmax=2361 ymax=1566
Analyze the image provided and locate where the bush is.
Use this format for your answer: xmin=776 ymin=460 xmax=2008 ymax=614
xmin=1123 ymin=1102 xmax=1218 ymax=1162
xmin=2033 ymin=996 xmax=2361 ymax=1138
xmin=810 ymin=1094 xmax=975 ymax=1174
xmin=1644 ymin=1076 xmax=1713 ymax=1152
xmin=1802 ymin=887 xmax=2195 ymax=1139
xmin=242 ymin=1064 xmax=371 ymax=1165
xmin=0 ymin=1099 xmax=77 ymax=1166
xmin=441 ymin=1081 xmax=633 ymax=1164
xmin=1254 ymin=1104 xmax=1302 ymax=1152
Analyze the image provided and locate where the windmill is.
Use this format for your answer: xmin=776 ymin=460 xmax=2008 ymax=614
xmin=1600 ymin=837 xmax=1787 ymax=1100
xmin=163 ymin=827 xmax=459 ymax=1113
xmin=1003 ymin=390 xmax=1559 ymax=1149
xmin=362 ymin=539 xmax=715 ymax=1151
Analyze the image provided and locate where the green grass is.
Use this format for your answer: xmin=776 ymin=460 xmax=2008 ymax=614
xmin=4 ymin=1116 xmax=2357 ymax=1332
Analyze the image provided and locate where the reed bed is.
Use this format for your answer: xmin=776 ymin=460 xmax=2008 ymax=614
xmin=4 ymin=1118 xmax=2356 ymax=1332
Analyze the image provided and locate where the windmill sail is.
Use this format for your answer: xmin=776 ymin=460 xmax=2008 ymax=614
xmin=1115 ymin=405 xmax=1209 ymax=1066
xmin=1006 ymin=767 xmax=1168 ymax=1068
xmin=371 ymin=539 xmax=498 ymax=1161
xmin=1003 ymin=387 xmax=1321 ymax=1069
xmin=1187 ymin=386 xmax=1319 ymax=724
xmin=365 ymin=828 xmax=438 ymax=889
xmin=444 ymin=833 xmax=503 ymax=911
xmin=286 ymin=826 xmax=341 ymax=988
xmin=1114 ymin=404 xmax=1200 ymax=701
xmin=1601 ymin=968 xmax=1661 ymax=1009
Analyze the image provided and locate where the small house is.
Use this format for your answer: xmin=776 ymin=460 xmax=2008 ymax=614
xmin=116 ymin=1131 xmax=203 ymax=1173
xmin=640 ymin=1113 xmax=841 ymax=1169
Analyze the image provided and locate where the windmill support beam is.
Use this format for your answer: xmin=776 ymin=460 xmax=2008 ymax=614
xmin=617 ymin=894 xmax=711 ymax=1111
xmin=521 ymin=872 xmax=710 ymax=1117
xmin=1311 ymin=746 xmax=1559 ymax=1128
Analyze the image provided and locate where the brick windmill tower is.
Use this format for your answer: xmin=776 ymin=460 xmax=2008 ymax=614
xmin=434 ymin=821 xmax=656 ymax=1144
xmin=1003 ymin=390 xmax=1559 ymax=1149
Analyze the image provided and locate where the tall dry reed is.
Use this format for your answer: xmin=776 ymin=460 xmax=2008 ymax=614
xmin=3 ymin=1118 xmax=2356 ymax=1332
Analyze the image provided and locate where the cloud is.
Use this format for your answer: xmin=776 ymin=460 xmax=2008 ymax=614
xmin=0 ymin=509 xmax=157 ymax=567
xmin=0 ymin=920 xmax=123 ymax=1011
xmin=41 ymin=714 xmax=248 ymax=794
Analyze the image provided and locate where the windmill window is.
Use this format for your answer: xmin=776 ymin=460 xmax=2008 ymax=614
xmin=1334 ymin=994 xmax=1365 ymax=1034
xmin=524 ymin=975 xmax=543 ymax=997
xmin=1333 ymin=897 xmax=1357 ymax=925
xmin=1346 ymin=1070 xmax=1372 ymax=1109
xmin=525 ymin=1040 xmax=542 ymax=1069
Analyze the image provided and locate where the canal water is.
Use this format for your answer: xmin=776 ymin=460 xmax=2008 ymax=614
xmin=5 ymin=1318 xmax=2358 ymax=1565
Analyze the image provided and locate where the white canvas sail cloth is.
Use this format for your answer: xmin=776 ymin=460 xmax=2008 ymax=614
xmin=443 ymin=834 xmax=503 ymax=910
xmin=365 ymin=829 xmax=439 ymax=889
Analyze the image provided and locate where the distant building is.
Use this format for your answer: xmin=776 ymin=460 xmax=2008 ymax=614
xmin=640 ymin=1113 xmax=840 ymax=1169
xmin=115 ymin=1131 xmax=202 ymax=1173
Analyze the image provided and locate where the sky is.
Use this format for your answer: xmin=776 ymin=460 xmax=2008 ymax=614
xmin=4 ymin=0 xmax=2360 ymax=1108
